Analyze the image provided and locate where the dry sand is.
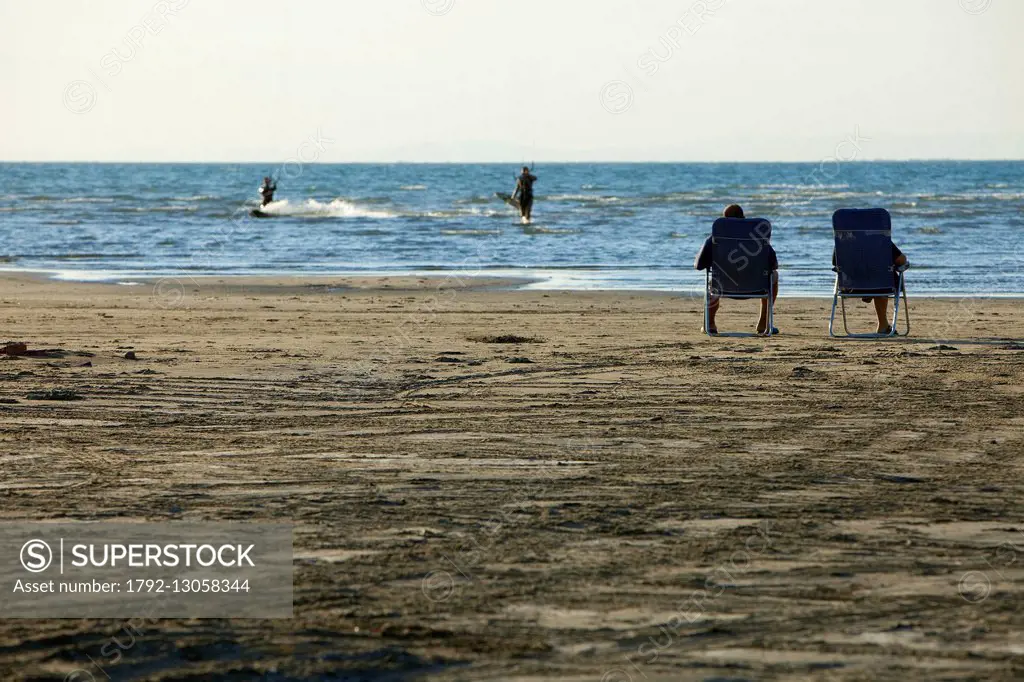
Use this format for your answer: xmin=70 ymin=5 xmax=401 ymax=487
xmin=1 ymin=272 xmax=1023 ymax=681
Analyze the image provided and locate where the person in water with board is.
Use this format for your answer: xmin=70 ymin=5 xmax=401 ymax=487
xmin=259 ymin=176 xmax=277 ymax=207
xmin=512 ymin=166 xmax=537 ymax=223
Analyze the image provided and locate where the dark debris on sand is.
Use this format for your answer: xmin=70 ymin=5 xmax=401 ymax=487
xmin=26 ymin=388 xmax=84 ymax=401
xmin=468 ymin=334 xmax=546 ymax=344
xmin=3 ymin=342 xmax=94 ymax=359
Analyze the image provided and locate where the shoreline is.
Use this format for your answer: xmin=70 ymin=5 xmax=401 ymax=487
xmin=4 ymin=269 xmax=1024 ymax=300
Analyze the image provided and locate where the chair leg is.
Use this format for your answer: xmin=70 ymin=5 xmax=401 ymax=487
xmin=767 ymin=295 xmax=774 ymax=337
xmin=900 ymin=277 xmax=910 ymax=336
xmin=704 ymin=273 xmax=712 ymax=338
xmin=828 ymin=279 xmax=840 ymax=337
xmin=885 ymin=272 xmax=900 ymax=337
xmin=888 ymin=292 xmax=899 ymax=337
xmin=840 ymin=296 xmax=851 ymax=336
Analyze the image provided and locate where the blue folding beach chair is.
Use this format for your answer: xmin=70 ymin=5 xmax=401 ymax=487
xmin=829 ymin=208 xmax=910 ymax=338
xmin=704 ymin=217 xmax=776 ymax=337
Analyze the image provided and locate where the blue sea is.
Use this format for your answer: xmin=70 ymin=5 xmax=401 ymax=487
xmin=1 ymin=162 xmax=1021 ymax=295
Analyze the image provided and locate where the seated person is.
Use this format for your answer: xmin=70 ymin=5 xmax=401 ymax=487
xmin=694 ymin=204 xmax=779 ymax=335
xmin=832 ymin=240 xmax=908 ymax=335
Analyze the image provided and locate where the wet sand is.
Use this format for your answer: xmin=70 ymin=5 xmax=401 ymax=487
xmin=2 ymin=273 xmax=1023 ymax=681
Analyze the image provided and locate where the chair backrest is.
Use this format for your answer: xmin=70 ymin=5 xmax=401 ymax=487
xmin=710 ymin=218 xmax=774 ymax=296
xmin=832 ymin=208 xmax=896 ymax=292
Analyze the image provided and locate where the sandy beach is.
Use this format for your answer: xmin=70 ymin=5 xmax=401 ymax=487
xmin=2 ymin=272 xmax=1023 ymax=681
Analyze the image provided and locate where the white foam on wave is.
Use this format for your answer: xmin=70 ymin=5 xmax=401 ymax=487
xmin=129 ymin=206 xmax=198 ymax=213
xmin=400 ymin=185 xmax=428 ymax=191
xmin=548 ymin=194 xmax=602 ymax=201
xmin=49 ymin=269 xmax=134 ymax=282
xmin=426 ymin=207 xmax=503 ymax=219
xmin=756 ymin=184 xmax=849 ymax=190
xmin=522 ymin=225 xmax=582 ymax=235
xmin=465 ymin=206 xmax=504 ymax=217
xmin=440 ymin=229 xmax=502 ymax=236
xmin=259 ymin=199 xmax=397 ymax=219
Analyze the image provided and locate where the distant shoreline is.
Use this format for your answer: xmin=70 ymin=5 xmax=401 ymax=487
xmin=3 ymin=269 xmax=1024 ymax=300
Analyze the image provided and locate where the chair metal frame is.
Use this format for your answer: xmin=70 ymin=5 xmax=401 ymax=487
xmin=829 ymin=265 xmax=910 ymax=338
xmin=704 ymin=270 xmax=775 ymax=338
xmin=702 ymin=219 xmax=777 ymax=339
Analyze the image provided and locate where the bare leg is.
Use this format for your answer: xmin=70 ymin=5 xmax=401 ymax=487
xmin=874 ymin=297 xmax=891 ymax=333
xmin=756 ymin=272 xmax=780 ymax=334
xmin=706 ymin=296 xmax=720 ymax=333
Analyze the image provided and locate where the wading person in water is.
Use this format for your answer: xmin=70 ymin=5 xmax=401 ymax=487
xmin=512 ymin=166 xmax=537 ymax=222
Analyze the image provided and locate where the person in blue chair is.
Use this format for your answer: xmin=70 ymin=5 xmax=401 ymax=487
xmin=695 ymin=204 xmax=780 ymax=335
xmin=833 ymin=240 xmax=908 ymax=335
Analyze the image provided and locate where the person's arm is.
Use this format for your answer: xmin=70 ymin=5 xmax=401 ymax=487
xmin=893 ymin=244 xmax=908 ymax=269
xmin=694 ymin=238 xmax=712 ymax=271
xmin=512 ymin=178 xmax=521 ymax=200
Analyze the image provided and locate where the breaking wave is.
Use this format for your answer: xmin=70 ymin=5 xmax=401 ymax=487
xmin=259 ymin=199 xmax=397 ymax=219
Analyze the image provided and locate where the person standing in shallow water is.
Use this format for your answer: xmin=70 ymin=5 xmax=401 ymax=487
xmin=512 ymin=166 xmax=537 ymax=223
xmin=694 ymin=204 xmax=780 ymax=335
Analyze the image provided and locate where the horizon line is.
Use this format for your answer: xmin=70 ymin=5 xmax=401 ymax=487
xmin=2 ymin=158 xmax=1023 ymax=165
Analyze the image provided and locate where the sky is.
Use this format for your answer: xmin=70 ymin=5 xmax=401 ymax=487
xmin=1 ymin=0 xmax=1021 ymax=162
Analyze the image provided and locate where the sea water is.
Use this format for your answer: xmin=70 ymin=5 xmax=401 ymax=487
xmin=0 ymin=161 xmax=1021 ymax=296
